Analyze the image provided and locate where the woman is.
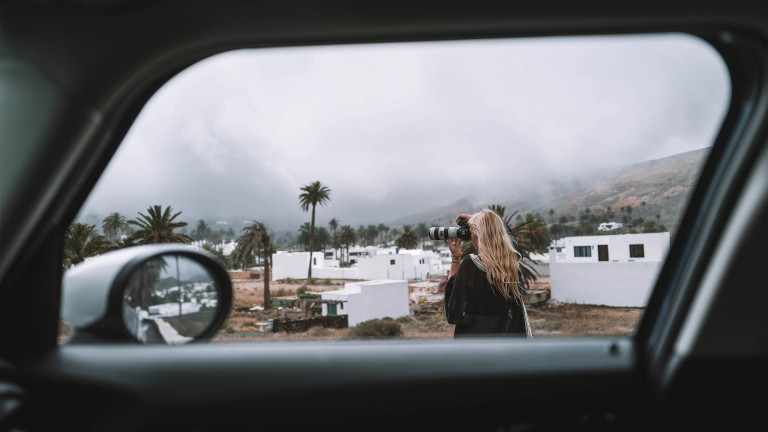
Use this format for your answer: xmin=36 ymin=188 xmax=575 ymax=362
xmin=443 ymin=209 xmax=532 ymax=338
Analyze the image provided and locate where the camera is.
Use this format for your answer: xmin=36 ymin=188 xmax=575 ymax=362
xmin=428 ymin=219 xmax=471 ymax=241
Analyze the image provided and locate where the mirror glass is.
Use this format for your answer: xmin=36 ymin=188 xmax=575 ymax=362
xmin=122 ymin=254 xmax=220 ymax=344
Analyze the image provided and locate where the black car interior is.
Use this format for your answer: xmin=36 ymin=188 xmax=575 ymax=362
xmin=0 ymin=1 xmax=765 ymax=431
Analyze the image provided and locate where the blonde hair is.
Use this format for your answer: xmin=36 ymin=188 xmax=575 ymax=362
xmin=469 ymin=209 xmax=521 ymax=300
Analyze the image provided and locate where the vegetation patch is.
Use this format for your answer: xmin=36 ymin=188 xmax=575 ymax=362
xmin=346 ymin=318 xmax=403 ymax=339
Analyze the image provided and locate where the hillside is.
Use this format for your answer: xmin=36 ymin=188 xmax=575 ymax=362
xmin=525 ymin=147 xmax=709 ymax=236
xmin=387 ymin=197 xmax=480 ymax=228
xmin=392 ymin=148 xmax=709 ymax=236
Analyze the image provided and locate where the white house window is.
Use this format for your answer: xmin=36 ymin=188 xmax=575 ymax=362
xmin=313 ymin=257 xmax=317 ymax=265
xmin=390 ymin=259 xmax=396 ymax=265
xmin=574 ymin=246 xmax=592 ymax=257
xmin=419 ymin=258 xmax=425 ymax=264
xmin=629 ymin=244 xmax=645 ymax=258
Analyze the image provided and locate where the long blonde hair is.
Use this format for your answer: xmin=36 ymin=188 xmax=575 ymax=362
xmin=469 ymin=209 xmax=521 ymax=300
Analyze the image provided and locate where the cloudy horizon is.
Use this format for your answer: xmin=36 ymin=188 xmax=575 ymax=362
xmin=77 ymin=33 xmax=729 ymax=233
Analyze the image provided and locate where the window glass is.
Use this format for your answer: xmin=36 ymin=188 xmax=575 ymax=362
xmin=574 ymin=246 xmax=592 ymax=258
xmin=65 ymin=34 xmax=729 ymax=343
xmin=629 ymin=244 xmax=646 ymax=258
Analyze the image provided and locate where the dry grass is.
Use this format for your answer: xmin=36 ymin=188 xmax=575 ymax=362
xmin=230 ymin=277 xmax=347 ymax=310
xmin=59 ymin=276 xmax=644 ymax=343
xmin=214 ymin=277 xmax=644 ymax=342
xmin=526 ymin=301 xmax=643 ymax=337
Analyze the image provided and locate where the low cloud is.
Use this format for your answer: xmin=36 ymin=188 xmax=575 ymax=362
xmin=80 ymin=34 xmax=729 ymax=231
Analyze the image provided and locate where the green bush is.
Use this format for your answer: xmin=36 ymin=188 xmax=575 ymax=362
xmin=347 ymin=318 xmax=403 ymax=339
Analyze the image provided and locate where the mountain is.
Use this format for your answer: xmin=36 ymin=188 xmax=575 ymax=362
xmin=526 ymin=148 xmax=708 ymax=232
xmin=387 ymin=197 xmax=481 ymax=228
xmin=390 ymin=148 xmax=709 ymax=236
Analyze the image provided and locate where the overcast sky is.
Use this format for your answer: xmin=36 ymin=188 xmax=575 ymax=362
xmin=79 ymin=33 xmax=729 ymax=232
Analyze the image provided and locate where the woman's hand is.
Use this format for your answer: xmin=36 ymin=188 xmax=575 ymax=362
xmin=455 ymin=213 xmax=473 ymax=224
xmin=446 ymin=238 xmax=462 ymax=257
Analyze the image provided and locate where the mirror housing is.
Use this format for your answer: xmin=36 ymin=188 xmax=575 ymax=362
xmin=61 ymin=244 xmax=232 ymax=344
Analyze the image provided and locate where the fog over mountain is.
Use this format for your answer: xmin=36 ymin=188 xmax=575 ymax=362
xmin=77 ymin=35 xmax=729 ymax=235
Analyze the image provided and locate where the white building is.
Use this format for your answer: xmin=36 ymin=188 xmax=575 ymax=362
xmin=549 ymin=232 xmax=670 ymax=307
xmin=356 ymin=249 xmax=442 ymax=281
xmin=271 ymin=248 xmax=445 ymax=281
xmin=271 ymin=251 xmax=360 ymax=280
xmin=320 ymin=280 xmax=410 ymax=327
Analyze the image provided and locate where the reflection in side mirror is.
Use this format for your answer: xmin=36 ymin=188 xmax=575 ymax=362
xmin=122 ymin=255 xmax=221 ymax=344
xmin=61 ymin=244 xmax=232 ymax=344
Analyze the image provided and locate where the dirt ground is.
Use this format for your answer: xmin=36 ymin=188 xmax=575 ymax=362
xmin=214 ymin=276 xmax=644 ymax=342
xmin=57 ymin=275 xmax=643 ymax=343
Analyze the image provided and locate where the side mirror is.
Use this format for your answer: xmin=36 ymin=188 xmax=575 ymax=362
xmin=61 ymin=244 xmax=232 ymax=344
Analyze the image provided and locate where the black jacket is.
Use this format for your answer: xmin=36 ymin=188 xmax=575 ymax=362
xmin=444 ymin=256 xmax=530 ymax=338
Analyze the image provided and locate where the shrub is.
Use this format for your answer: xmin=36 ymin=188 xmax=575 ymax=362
xmin=306 ymin=326 xmax=332 ymax=337
xmin=278 ymin=277 xmax=297 ymax=284
xmin=395 ymin=316 xmax=413 ymax=324
xmin=347 ymin=318 xmax=403 ymax=339
xmin=296 ymin=285 xmax=308 ymax=295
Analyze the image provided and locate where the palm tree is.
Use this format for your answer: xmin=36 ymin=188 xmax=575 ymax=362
xmin=192 ymin=219 xmax=212 ymax=242
xmin=329 ymin=218 xmax=339 ymax=259
xmin=395 ymin=225 xmax=419 ymax=249
xmin=114 ymin=235 xmax=139 ymax=249
xmin=338 ymin=225 xmax=356 ymax=266
xmin=298 ymin=181 xmax=331 ymax=279
xmin=297 ymin=222 xmax=311 ymax=250
xmin=377 ymin=223 xmax=388 ymax=245
xmin=200 ymin=241 xmax=228 ymax=269
xmin=101 ymin=212 xmax=129 ymax=242
xmin=366 ymin=225 xmax=379 ymax=246
xmin=63 ymin=223 xmax=111 ymax=268
xmin=328 ymin=218 xmax=338 ymax=237
xmin=513 ymin=213 xmax=551 ymax=255
xmin=314 ymin=226 xmax=330 ymax=251
xmin=416 ymin=222 xmax=429 ymax=248
xmin=128 ymin=205 xmax=192 ymax=244
xmin=233 ymin=221 xmax=272 ymax=308
xmin=356 ymin=225 xmax=366 ymax=246
xmin=390 ymin=228 xmax=401 ymax=242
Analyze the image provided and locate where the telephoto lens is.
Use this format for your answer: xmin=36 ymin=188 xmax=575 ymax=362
xmin=428 ymin=222 xmax=471 ymax=241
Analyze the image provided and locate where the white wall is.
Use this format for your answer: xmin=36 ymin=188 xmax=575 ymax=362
xmin=356 ymin=253 xmax=437 ymax=281
xmin=549 ymin=260 xmax=662 ymax=306
xmin=321 ymin=280 xmax=410 ymax=326
xmin=562 ymin=232 xmax=670 ymax=262
xmin=273 ymin=249 xmax=441 ymax=281
xmin=547 ymin=233 xmax=669 ymax=306
xmin=271 ymin=252 xmax=311 ymax=280
xmin=272 ymin=252 xmax=361 ymax=280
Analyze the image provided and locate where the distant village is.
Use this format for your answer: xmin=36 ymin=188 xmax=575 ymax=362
xmin=213 ymin=229 xmax=668 ymax=331
xmin=67 ymin=178 xmax=678 ymax=339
